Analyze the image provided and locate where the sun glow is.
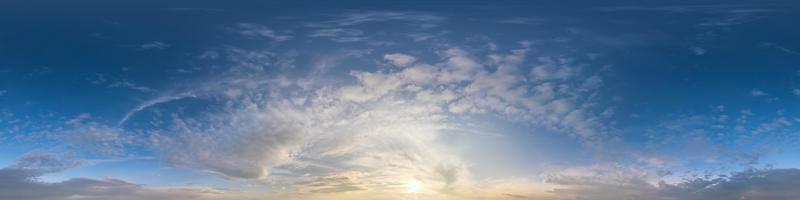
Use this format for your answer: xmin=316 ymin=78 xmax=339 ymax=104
xmin=408 ymin=179 xmax=423 ymax=194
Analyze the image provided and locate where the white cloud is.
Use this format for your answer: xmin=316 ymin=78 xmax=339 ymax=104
xmin=308 ymin=28 xmax=365 ymax=42
xmin=10 ymin=151 xmax=84 ymax=173
xmin=65 ymin=113 xmax=91 ymax=125
xmin=236 ymin=23 xmax=292 ymax=41
xmin=310 ymin=11 xmax=445 ymax=28
xmin=139 ymin=41 xmax=170 ymax=49
xmin=496 ymin=17 xmax=543 ymax=25
xmin=383 ymin=53 xmax=416 ymax=67
xmin=689 ymin=46 xmax=706 ymax=55
xmin=531 ymin=57 xmax=578 ymax=81
xmin=121 ymin=41 xmax=169 ymax=50
xmin=109 ymin=80 xmax=155 ymax=93
xmin=62 ymin=123 xmax=134 ymax=156
xmin=547 ymin=166 xmax=800 ymax=200
xmin=751 ymin=89 xmax=767 ymax=96
xmin=436 ymin=48 xmax=482 ymax=83
xmin=117 ymin=92 xmax=196 ymax=126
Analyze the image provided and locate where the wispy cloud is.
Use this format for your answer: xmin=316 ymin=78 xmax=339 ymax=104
xmin=117 ymin=92 xmax=196 ymax=126
xmin=109 ymin=80 xmax=156 ymax=93
xmin=235 ymin=23 xmax=292 ymax=41
xmin=122 ymin=41 xmax=170 ymax=50
xmin=308 ymin=28 xmax=365 ymax=42
xmin=307 ymin=11 xmax=445 ymax=28
xmin=496 ymin=17 xmax=543 ymax=25
xmin=167 ymin=7 xmax=225 ymax=12
xmin=547 ymin=166 xmax=800 ymax=200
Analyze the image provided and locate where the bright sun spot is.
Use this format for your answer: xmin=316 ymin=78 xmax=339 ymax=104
xmin=408 ymin=179 xmax=423 ymax=194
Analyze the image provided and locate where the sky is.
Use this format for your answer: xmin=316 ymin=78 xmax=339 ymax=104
xmin=2 ymin=0 xmax=800 ymax=199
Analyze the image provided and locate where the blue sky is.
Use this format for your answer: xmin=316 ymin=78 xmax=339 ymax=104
xmin=2 ymin=1 xmax=800 ymax=199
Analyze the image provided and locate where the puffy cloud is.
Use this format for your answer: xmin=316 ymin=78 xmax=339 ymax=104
xmin=58 ymin=122 xmax=136 ymax=157
xmin=383 ymin=53 xmax=416 ymax=67
xmin=147 ymin=104 xmax=304 ymax=180
xmin=437 ymin=48 xmax=483 ymax=83
xmin=530 ymin=62 xmax=577 ymax=81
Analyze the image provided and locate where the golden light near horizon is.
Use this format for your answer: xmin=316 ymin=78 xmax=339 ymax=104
xmin=408 ymin=179 xmax=423 ymax=194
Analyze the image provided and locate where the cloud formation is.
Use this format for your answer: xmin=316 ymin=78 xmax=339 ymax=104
xmin=383 ymin=53 xmax=416 ymax=67
xmin=236 ymin=23 xmax=292 ymax=41
xmin=0 ymin=152 xmax=237 ymax=200
xmin=548 ymin=167 xmax=800 ymax=200
xmin=0 ymin=168 xmax=234 ymax=200
xmin=94 ymin=41 xmax=614 ymax=200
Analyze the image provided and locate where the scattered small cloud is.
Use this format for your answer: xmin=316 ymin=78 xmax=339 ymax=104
xmin=689 ymin=46 xmax=706 ymax=55
xmin=383 ymin=53 xmax=416 ymax=67
xmin=761 ymin=42 xmax=800 ymax=56
xmin=122 ymin=41 xmax=170 ymax=50
xmin=167 ymin=8 xmax=225 ymax=12
xmin=109 ymin=80 xmax=156 ymax=93
xmin=751 ymin=89 xmax=767 ymax=96
xmin=235 ymin=23 xmax=292 ymax=41
xmin=496 ymin=17 xmax=543 ymax=25
xmin=10 ymin=151 xmax=84 ymax=173
xmin=308 ymin=28 xmax=365 ymax=42
xmin=307 ymin=11 xmax=445 ymax=29
xmin=140 ymin=41 xmax=170 ymax=49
